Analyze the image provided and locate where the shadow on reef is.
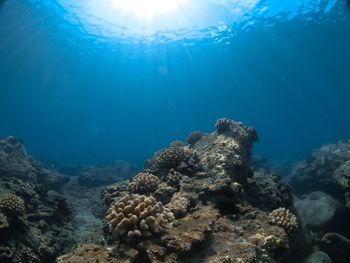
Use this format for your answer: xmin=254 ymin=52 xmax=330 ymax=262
xmin=58 ymin=118 xmax=312 ymax=263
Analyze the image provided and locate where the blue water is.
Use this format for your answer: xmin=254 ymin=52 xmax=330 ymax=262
xmin=0 ymin=0 xmax=350 ymax=167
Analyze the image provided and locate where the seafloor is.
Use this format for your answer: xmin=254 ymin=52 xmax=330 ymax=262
xmin=0 ymin=119 xmax=350 ymax=263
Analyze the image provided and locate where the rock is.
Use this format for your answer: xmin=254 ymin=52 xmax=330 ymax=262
xmin=303 ymin=251 xmax=332 ymax=263
xmin=246 ymin=171 xmax=293 ymax=211
xmin=289 ymin=140 xmax=350 ymax=199
xmin=294 ymin=191 xmax=349 ymax=233
xmin=167 ymin=192 xmax=191 ymax=218
xmin=78 ymin=161 xmax=138 ymax=187
xmin=321 ymin=233 xmax=350 ymax=263
xmin=0 ymin=136 xmax=69 ymax=190
xmin=332 ymin=160 xmax=350 ymax=192
xmin=56 ymin=244 xmax=121 ymax=263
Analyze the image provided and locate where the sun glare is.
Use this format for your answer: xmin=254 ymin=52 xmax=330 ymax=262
xmin=110 ymin=0 xmax=188 ymax=20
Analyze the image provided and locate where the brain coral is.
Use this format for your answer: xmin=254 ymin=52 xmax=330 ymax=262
xmin=0 ymin=194 xmax=25 ymax=218
xmin=105 ymin=195 xmax=174 ymax=242
xmin=269 ymin=207 xmax=298 ymax=233
xmin=128 ymin=172 xmax=159 ymax=194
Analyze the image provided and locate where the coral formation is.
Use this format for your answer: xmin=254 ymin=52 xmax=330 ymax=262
xmin=0 ymin=194 xmax=25 ymax=218
xmin=56 ymin=119 xmax=313 ymax=262
xmin=0 ymin=176 xmax=74 ymax=263
xmin=154 ymin=147 xmax=201 ymax=173
xmin=215 ymin=118 xmax=232 ymax=134
xmin=105 ymin=195 xmax=174 ymax=242
xmin=186 ymin=131 xmax=203 ymax=146
xmin=128 ymin=172 xmax=159 ymax=194
xmin=246 ymin=171 xmax=293 ymax=211
xmin=269 ymin=207 xmax=298 ymax=233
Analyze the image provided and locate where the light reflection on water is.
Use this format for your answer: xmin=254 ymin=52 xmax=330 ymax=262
xmin=25 ymin=0 xmax=342 ymax=44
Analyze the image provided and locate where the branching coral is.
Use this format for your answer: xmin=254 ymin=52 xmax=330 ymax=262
xmin=0 ymin=194 xmax=25 ymax=218
xmin=128 ymin=172 xmax=159 ymax=194
xmin=105 ymin=195 xmax=174 ymax=242
xmin=269 ymin=207 xmax=298 ymax=233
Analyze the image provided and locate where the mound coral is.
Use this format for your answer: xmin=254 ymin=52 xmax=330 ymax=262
xmin=269 ymin=207 xmax=298 ymax=233
xmin=105 ymin=195 xmax=174 ymax=242
xmin=128 ymin=172 xmax=159 ymax=194
xmin=187 ymin=131 xmax=203 ymax=146
xmin=0 ymin=194 xmax=25 ymax=218
xmin=155 ymin=147 xmax=200 ymax=173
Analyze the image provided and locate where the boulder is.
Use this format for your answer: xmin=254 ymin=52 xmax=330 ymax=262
xmin=294 ymin=191 xmax=349 ymax=234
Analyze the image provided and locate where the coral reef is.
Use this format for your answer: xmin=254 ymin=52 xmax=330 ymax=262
xmin=269 ymin=207 xmax=298 ymax=234
xmin=128 ymin=172 xmax=159 ymax=194
xmin=0 ymin=136 xmax=69 ymax=191
xmin=246 ymin=170 xmax=293 ymax=211
xmin=60 ymin=119 xmax=310 ymax=263
xmin=105 ymin=195 xmax=174 ymax=242
xmin=78 ymin=160 xmax=138 ymax=187
xmin=0 ymin=136 xmax=77 ymax=262
xmin=215 ymin=118 xmax=233 ymax=134
xmin=147 ymin=147 xmax=201 ymax=176
xmin=186 ymin=131 xmax=203 ymax=146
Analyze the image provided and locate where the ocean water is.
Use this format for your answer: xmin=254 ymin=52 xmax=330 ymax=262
xmin=0 ymin=0 xmax=350 ymax=167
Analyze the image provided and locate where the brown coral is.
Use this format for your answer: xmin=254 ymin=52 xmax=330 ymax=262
xmin=105 ymin=195 xmax=174 ymax=242
xmin=269 ymin=207 xmax=298 ymax=233
xmin=128 ymin=172 xmax=159 ymax=194
xmin=0 ymin=194 xmax=25 ymax=218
